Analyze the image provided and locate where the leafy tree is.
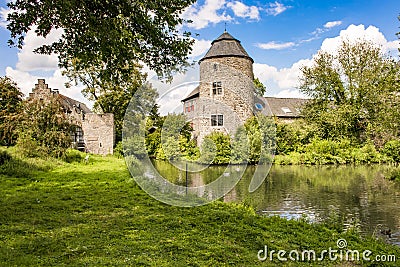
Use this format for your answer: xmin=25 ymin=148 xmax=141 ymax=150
xmin=17 ymin=95 xmax=75 ymax=158
xmin=299 ymin=40 xmax=400 ymax=144
xmin=243 ymin=115 xmax=276 ymax=164
xmin=231 ymin=126 xmax=250 ymax=164
xmin=199 ymin=132 xmax=231 ymax=165
xmin=254 ymin=78 xmax=266 ymax=96
xmin=0 ymin=77 xmax=23 ymax=146
xmin=6 ymin=0 xmax=196 ymax=86
xmin=275 ymin=120 xmax=319 ymax=155
xmin=145 ymin=112 xmax=194 ymax=160
xmin=95 ymin=76 xmax=157 ymax=142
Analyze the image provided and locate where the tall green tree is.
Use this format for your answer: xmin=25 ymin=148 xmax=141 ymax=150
xmin=93 ymin=74 xmax=157 ymax=142
xmin=299 ymin=40 xmax=400 ymax=144
xmin=145 ymin=112 xmax=194 ymax=160
xmin=6 ymin=0 xmax=196 ymax=85
xmin=0 ymin=77 xmax=23 ymax=146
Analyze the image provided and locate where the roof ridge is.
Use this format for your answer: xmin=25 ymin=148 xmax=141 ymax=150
xmin=200 ymin=31 xmax=253 ymax=63
xmin=264 ymin=96 xmax=309 ymax=100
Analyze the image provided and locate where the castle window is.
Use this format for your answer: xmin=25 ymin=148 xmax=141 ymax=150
xmin=211 ymin=114 xmax=223 ymax=126
xmin=218 ymin=115 xmax=223 ymax=126
xmin=212 ymin=82 xmax=222 ymax=95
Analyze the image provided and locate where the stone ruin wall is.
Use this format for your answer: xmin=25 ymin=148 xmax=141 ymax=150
xmin=81 ymin=113 xmax=115 ymax=155
xmin=29 ymin=79 xmax=115 ymax=155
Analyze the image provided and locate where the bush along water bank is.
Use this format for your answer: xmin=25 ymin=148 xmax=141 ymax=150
xmin=142 ymin=111 xmax=400 ymax=166
xmin=274 ymin=139 xmax=398 ymax=165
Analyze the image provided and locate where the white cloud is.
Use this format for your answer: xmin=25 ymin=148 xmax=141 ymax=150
xmin=189 ymin=39 xmax=212 ymax=59
xmin=254 ymin=59 xmax=313 ymax=92
xmin=324 ymin=21 xmax=342 ymax=29
xmin=157 ymin=83 xmax=199 ymax=115
xmin=15 ymin=27 xmax=63 ymax=71
xmin=257 ymin=20 xmax=344 ymax=50
xmin=4 ymin=26 xmax=93 ymax=107
xmin=227 ymin=1 xmax=260 ymax=20
xmin=0 ymin=7 xmax=10 ymax=28
xmin=253 ymin=24 xmax=399 ymax=98
xmin=256 ymin=41 xmax=296 ymax=50
xmin=321 ymin=24 xmax=400 ymax=54
xmin=148 ymin=65 xmax=200 ymax=115
xmin=265 ymin=1 xmax=291 ymax=16
xmin=183 ymin=0 xmax=232 ymax=30
xmin=306 ymin=21 xmax=343 ymax=42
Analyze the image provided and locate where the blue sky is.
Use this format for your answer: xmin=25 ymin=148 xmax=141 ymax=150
xmin=0 ymin=0 xmax=399 ymax=110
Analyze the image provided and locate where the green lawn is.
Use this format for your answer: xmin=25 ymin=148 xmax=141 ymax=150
xmin=0 ymin=149 xmax=399 ymax=266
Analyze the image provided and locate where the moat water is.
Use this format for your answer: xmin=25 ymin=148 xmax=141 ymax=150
xmin=152 ymin=160 xmax=400 ymax=246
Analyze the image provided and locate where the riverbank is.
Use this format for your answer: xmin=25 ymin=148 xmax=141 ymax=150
xmin=1 ymin=147 xmax=399 ymax=266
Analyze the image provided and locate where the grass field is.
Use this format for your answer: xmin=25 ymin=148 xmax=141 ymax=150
xmin=0 ymin=148 xmax=399 ymax=266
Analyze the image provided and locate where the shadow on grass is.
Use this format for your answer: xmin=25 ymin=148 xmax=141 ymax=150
xmin=0 ymin=155 xmax=55 ymax=178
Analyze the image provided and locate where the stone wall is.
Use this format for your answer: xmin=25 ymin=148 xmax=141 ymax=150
xmin=202 ymin=57 xmax=254 ymax=80
xmin=193 ymin=59 xmax=254 ymax=144
xmin=29 ymin=79 xmax=53 ymax=99
xmin=28 ymin=79 xmax=115 ymax=155
xmin=81 ymin=113 xmax=115 ymax=155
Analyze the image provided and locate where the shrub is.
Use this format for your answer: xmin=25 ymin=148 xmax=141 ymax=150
xmin=387 ymin=168 xmax=400 ymax=181
xmin=231 ymin=126 xmax=250 ymax=164
xmin=382 ymin=140 xmax=400 ymax=163
xmin=114 ymin=141 xmax=124 ymax=158
xmin=276 ymin=123 xmax=300 ymax=154
xmin=199 ymin=132 xmax=231 ymax=165
xmin=16 ymin=131 xmax=42 ymax=158
xmin=356 ymin=141 xmax=382 ymax=164
xmin=0 ymin=150 xmax=12 ymax=165
xmin=63 ymin=149 xmax=85 ymax=163
xmin=304 ymin=139 xmax=340 ymax=155
xmin=180 ymin=138 xmax=200 ymax=160
xmin=16 ymin=96 xmax=74 ymax=158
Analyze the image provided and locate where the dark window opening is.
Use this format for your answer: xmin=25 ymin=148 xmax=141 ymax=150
xmin=212 ymin=82 xmax=222 ymax=95
xmin=211 ymin=114 xmax=223 ymax=126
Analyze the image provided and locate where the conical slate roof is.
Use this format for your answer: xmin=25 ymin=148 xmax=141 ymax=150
xmin=199 ymin=32 xmax=253 ymax=63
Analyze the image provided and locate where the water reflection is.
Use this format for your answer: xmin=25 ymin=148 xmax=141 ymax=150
xmin=153 ymin=160 xmax=400 ymax=245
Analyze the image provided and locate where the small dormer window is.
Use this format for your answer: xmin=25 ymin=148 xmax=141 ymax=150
xmin=212 ymin=82 xmax=222 ymax=95
xmin=281 ymin=107 xmax=292 ymax=114
xmin=255 ymin=103 xmax=263 ymax=110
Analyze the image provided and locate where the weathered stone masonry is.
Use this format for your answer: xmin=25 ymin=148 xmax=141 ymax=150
xmin=182 ymin=31 xmax=255 ymax=144
xmin=29 ymin=79 xmax=115 ymax=155
xmin=182 ymin=31 xmax=308 ymax=143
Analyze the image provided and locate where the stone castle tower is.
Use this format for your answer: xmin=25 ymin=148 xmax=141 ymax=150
xmin=182 ymin=31 xmax=255 ymax=143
